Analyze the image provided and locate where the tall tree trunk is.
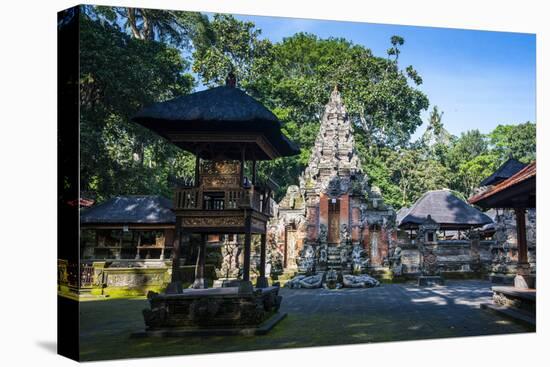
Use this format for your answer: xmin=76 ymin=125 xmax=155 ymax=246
xmin=126 ymin=8 xmax=143 ymax=40
xmin=142 ymin=10 xmax=153 ymax=41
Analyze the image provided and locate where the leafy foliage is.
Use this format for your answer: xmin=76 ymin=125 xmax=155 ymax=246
xmin=79 ymin=12 xmax=196 ymax=202
xmin=78 ymin=6 xmax=536 ymax=210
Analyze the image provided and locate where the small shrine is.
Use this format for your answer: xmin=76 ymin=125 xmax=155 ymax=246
xmin=270 ymin=87 xmax=395 ymax=289
xmin=397 ymin=189 xmax=493 ymax=285
xmin=131 ymin=78 xmax=299 ymax=335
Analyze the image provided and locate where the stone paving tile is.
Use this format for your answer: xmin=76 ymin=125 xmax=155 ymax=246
xmin=78 ymin=280 xmax=533 ymax=361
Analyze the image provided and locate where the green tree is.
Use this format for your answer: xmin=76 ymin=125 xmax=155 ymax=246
xmin=457 ymin=154 xmax=498 ymax=196
xmin=85 ymin=5 xmax=212 ymax=50
xmin=192 ymin=14 xmax=273 ymax=88
xmin=489 ymin=122 xmax=536 ymax=164
xmin=79 ymin=12 xmax=195 ymax=201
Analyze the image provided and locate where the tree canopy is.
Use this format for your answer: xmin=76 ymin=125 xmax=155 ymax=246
xmin=77 ymin=6 xmax=536 ymax=209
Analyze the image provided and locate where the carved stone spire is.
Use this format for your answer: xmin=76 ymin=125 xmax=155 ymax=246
xmin=303 ymin=88 xmax=365 ymax=194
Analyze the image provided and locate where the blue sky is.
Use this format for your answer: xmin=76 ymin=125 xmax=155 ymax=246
xmin=231 ymin=14 xmax=536 ymax=141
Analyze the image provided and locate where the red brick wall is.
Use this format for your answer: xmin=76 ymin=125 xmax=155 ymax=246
xmin=351 ymin=202 xmax=361 ymax=242
xmin=339 ymin=194 xmax=349 ymax=227
xmin=319 ymin=193 xmax=328 ymax=227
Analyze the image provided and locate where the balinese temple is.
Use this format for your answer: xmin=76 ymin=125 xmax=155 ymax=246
xmin=270 ymin=87 xmax=395 ymax=278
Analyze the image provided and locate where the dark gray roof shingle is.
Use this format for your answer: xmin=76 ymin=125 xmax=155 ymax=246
xmin=396 ymin=207 xmax=409 ymax=224
xmin=480 ymin=158 xmax=527 ymax=186
xmin=80 ymin=195 xmax=175 ymax=224
xmin=399 ymin=189 xmax=493 ymax=229
xmin=132 ymin=86 xmax=300 ymax=159
xmin=133 ymin=86 xmax=280 ymax=126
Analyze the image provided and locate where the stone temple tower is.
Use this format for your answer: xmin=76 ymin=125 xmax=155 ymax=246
xmin=270 ymin=87 xmax=396 ymax=275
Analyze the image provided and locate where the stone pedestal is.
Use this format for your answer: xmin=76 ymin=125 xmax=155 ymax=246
xmin=141 ymin=285 xmax=283 ymax=334
xmin=514 ymin=263 xmax=535 ymax=289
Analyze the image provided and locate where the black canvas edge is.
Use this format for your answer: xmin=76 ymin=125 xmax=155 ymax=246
xmin=57 ymin=5 xmax=81 ymax=362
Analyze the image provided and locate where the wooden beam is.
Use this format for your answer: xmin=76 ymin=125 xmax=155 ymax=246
xmin=240 ymin=146 xmax=246 ymax=187
xmin=242 ymin=210 xmax=252 ymax=281
xmin=170 ymin=218 xmax=182 ymax=283
xmin=256 ymin=233 xmax=268 ymax=288
xmin=515 ymin=208 xmax=528 ymax=264
xmin=192 ymin=234 xmax=207 ymax=289
xmin=252 ymin=159 xmax=257 ymax=185
xmin=194 ymin=153 xmax=200 ymax=187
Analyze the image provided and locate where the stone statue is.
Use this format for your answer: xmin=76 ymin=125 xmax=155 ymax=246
xmin=340 ymin=223 xmax=351 ymax=246
xmin=267 ymin=229 xmax=283 ymax=276
xmin=297 ymin=244 xmax=315 ymax=274
xmin=285 ymin=274 xmax=323 ymax=289
xmin=390 ymin=246 xmax=403 ymax=276
xmin=218 ymin=238 xmax=241 ymax=279
xmin=351 ymin=244 xmax=369 ymax=274
xmin=324 ymin=269 xmax=342 ymax=289
xmin=318 ymin=224 xmax=328 ymax=244
xmin=318 ymin=243 xmax=328 ymax=266
xmin=342 ymin=274 xmax=380 ymax=288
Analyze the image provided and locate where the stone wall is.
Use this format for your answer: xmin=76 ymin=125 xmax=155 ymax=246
xmin=488 ymin=209 xmax=536 ymax=275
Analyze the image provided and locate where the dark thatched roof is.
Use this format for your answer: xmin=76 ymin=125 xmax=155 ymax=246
xmin=132 ymin=86 xmax=300 ymax=160
xmin=480 ymin=158 xmax=527 ymax=186
xmin=80 ymin=196 xmax=175 ymax=225
xmin=469 ymin=161 xmax=536 ymax=209
xmin=399 ymin=189 xmax=493 ymax=229
xmin=396 ymin=207 xmax=409 ymax=224
xmin=134 ymin=86 xmax=280 ymax=125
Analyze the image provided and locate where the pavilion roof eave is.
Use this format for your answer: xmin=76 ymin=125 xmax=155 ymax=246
xmin=132 ymin=85 xmax=300 ymax=160
xmin=469 ymin=161 xmax=536 ymax=209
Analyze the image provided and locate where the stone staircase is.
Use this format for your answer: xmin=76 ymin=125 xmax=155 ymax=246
xmin=327 ymin=246 xmax=342 ymax=271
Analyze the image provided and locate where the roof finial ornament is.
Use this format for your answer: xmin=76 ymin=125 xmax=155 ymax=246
xmin=330 ymin=83 xmax=342 ymax=104
xmin=225 ymin=71 xmax=236 ymax=88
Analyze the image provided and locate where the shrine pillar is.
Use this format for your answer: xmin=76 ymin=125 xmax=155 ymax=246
xmin=514 ymin=208 xmax=534 ymax=288
xmin=256 ymin=233 xmax=268 ymax=288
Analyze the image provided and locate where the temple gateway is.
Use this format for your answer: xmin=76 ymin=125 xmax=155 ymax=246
xmin=270 ymin=88 xmax=395 ymax=283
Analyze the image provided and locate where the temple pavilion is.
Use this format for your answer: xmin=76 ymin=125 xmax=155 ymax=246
xmin=131 ymin=78 xmax=299 ymax=334
xmin=469 ymin=161 xmax=536 ymax=325
xmin=396 ymin=189 xmax=493 ymax=278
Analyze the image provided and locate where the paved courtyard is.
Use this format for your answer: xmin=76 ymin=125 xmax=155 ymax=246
xmin=79 ymin=280 xmax=533 ymax=361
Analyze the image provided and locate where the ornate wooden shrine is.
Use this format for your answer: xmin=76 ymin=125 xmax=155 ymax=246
xmin=132 ymin=80 xmax=299 ymax=333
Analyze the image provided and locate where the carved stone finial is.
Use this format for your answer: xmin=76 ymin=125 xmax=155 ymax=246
xmin=225 ymin=72 xmax=236 ymax=87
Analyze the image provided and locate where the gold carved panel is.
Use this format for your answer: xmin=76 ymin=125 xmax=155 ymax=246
xmin=181 ymin=216 xmax=244 ymax=228
xmin=200 ymin=161 xmax=241 ymax=189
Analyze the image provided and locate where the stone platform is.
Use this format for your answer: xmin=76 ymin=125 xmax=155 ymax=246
xmin=141 ymin=285 xmax=283 ymax=334
xmin=133 ymin=312 xmax=287 ymax=337
xmin=480 ymin=286 xmax=536 ymax=327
